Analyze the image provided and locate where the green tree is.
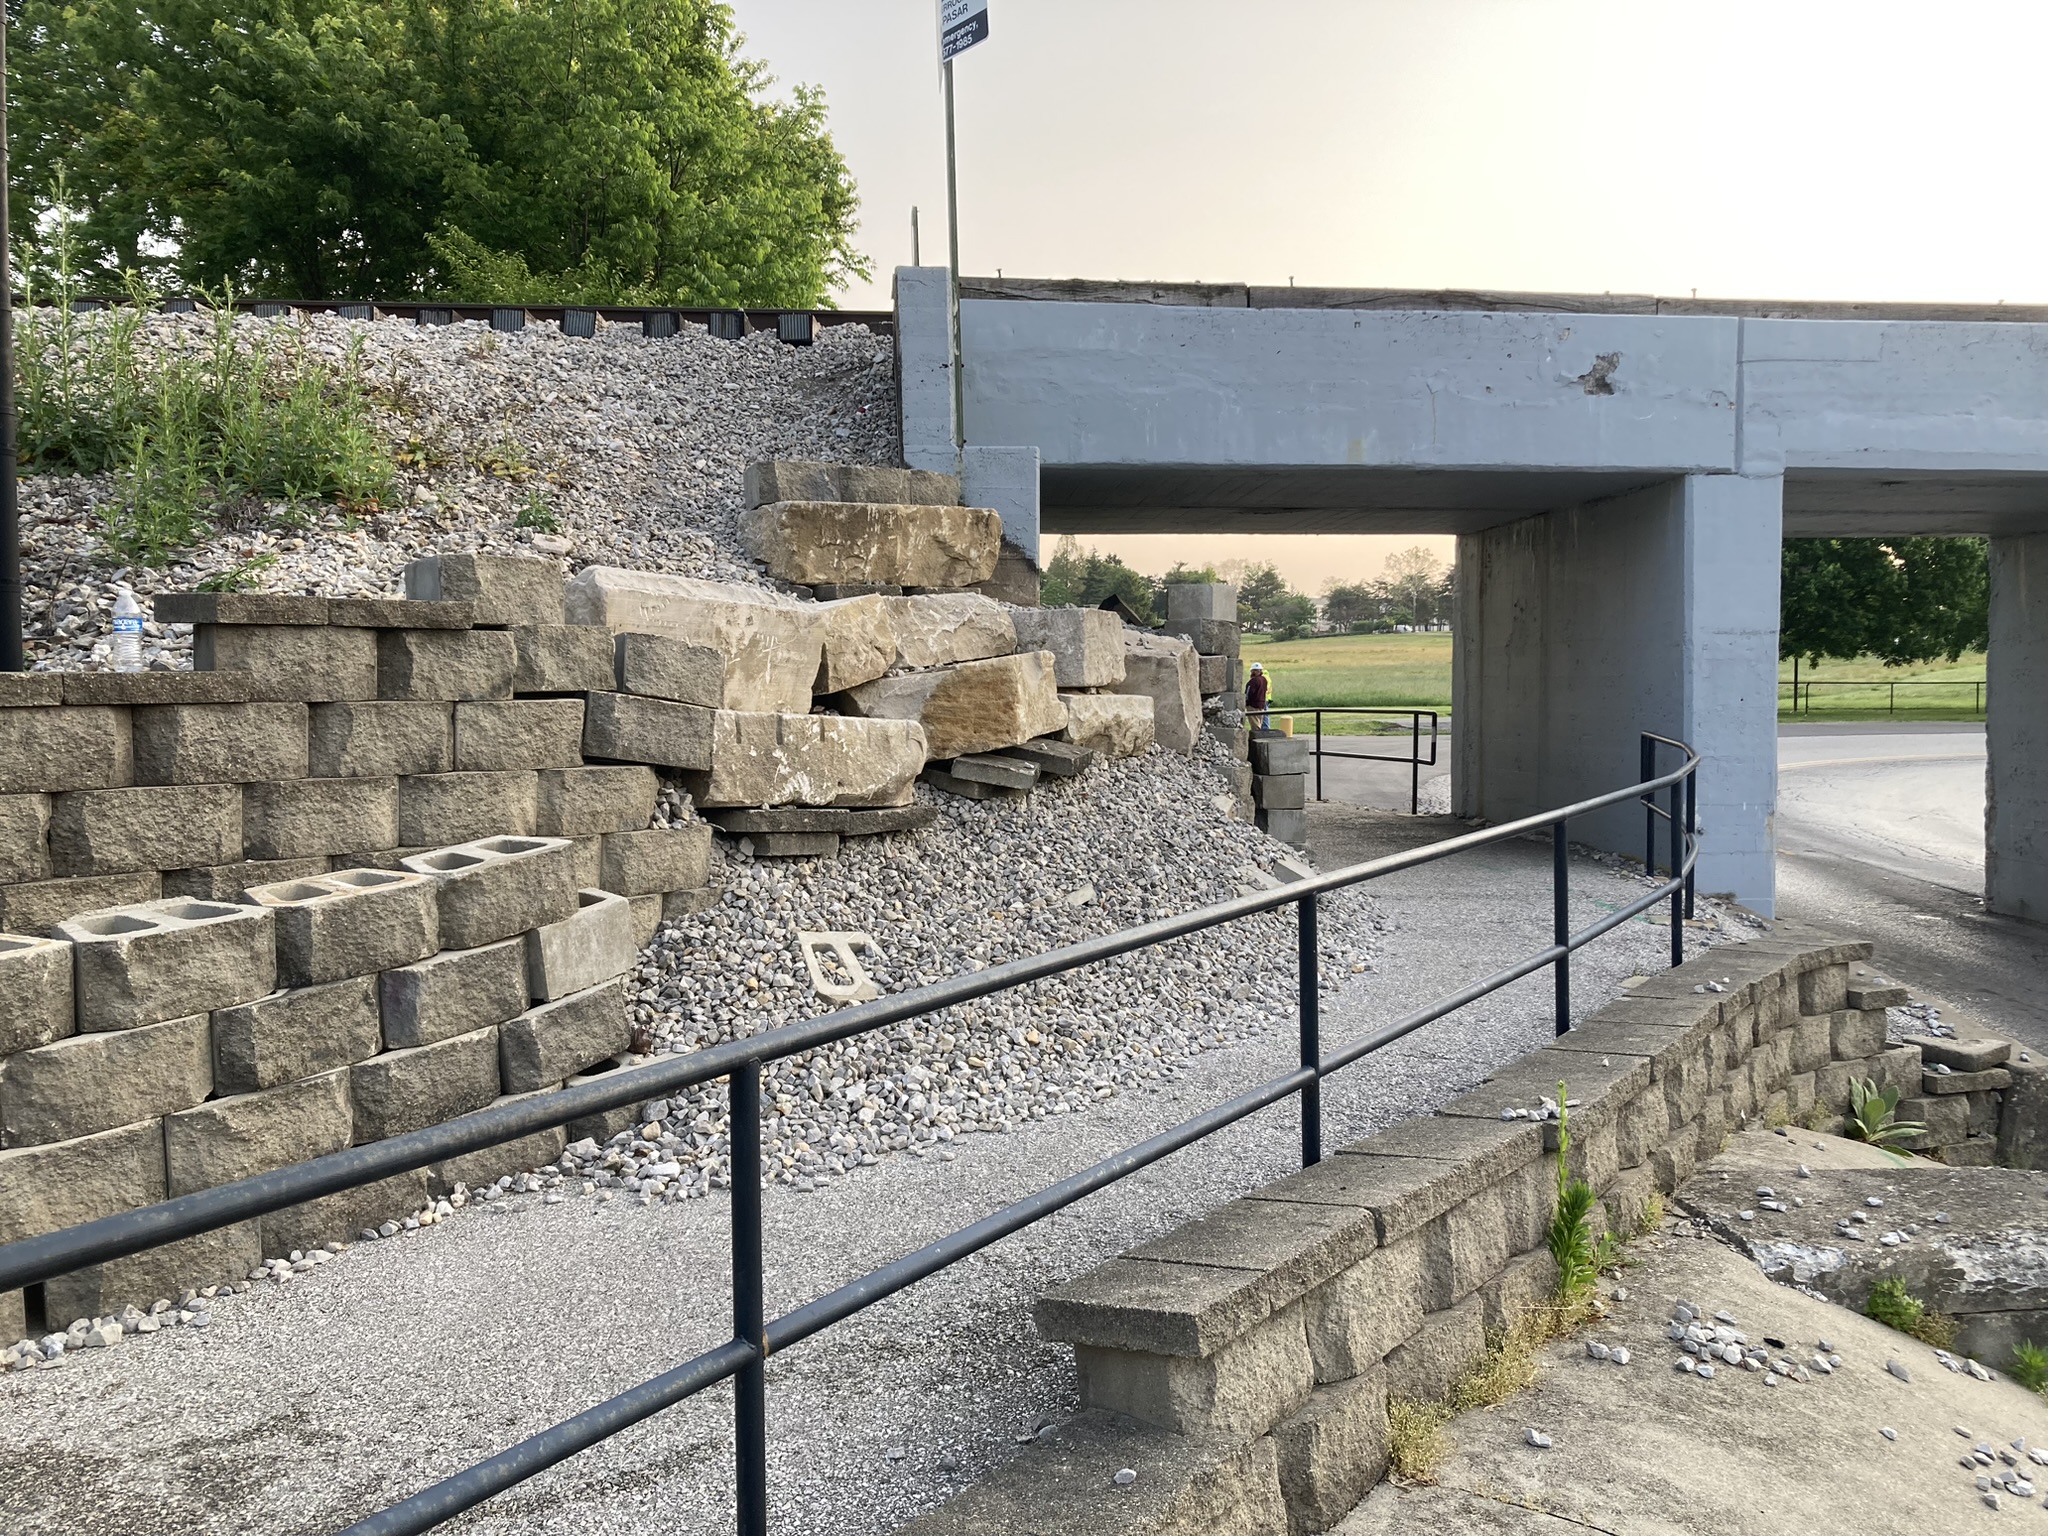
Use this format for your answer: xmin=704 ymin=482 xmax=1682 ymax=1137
xmin=1041 ymin=536 xmax=1158 ymax=623
xmin=1781 ymin=538 xmax=1988 ymax=669
xmin=1321 ymin=580 xmax=1376 ymax=629
xmin=1375 ymin=546 xmax=1450 ymax=628
xmin=1234 ymin=563 xmax=1288 ymax=629
xmin=1265 ymin=590 xmax=1318 ymax=641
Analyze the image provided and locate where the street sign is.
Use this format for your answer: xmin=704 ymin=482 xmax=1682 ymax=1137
xmin=940 ymin=0 xmax=988 ymax=61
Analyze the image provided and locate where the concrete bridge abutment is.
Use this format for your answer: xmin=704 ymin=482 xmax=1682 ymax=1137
xmin=1990 ymin=534 xmax=2048 ymax=922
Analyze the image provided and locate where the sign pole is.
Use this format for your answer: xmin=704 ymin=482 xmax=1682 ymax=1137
xmin=943 ymin=55 xmax=964 ymax=458
xmin=0 ymin=22 xmax=19 ymax=674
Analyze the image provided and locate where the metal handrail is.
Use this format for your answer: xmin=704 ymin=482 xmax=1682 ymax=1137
xmin=1779 ymin=678 xmax=1985 ymax=715
xmin=0 ymin=734 xmax=1702 ymax=1536
xmin=1292 ymin=706 xmax=1442 ymax=812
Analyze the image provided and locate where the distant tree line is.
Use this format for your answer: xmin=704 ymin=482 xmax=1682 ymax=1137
xmin=1321 ymin=546 xmax=1453 ymax=631
xmin=8 ymin=0 xmax=868 ymax=305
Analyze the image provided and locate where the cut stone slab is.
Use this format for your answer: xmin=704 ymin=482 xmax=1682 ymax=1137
xmin=212 ymin=975 xmax=382 ymax=1094
xmin=564 ymin=568 xmax=829 ymax=714
xmin=744 ymin=459 xmax=960 ymax=509
xmin=60 ymin=672 xmax=251 ymax=707
xmin=1011 ymin=607 xmax=1127 ymax=688
xmin=0 ymin=791 xmax=52 ymax=883
xmin=998 ymin=737 xmax=1096 ymax=777
xmin=47 ymin=782 xmax=242 ymax=877
xmin=844 ymin=805 xmax=937 ymax=835
xmin=921 ymin=766 xmax=1025 ymax=800
xmin=380 ymin=939 xmax=529 ymax=1050
xmin=308 ymin=701 xmax=454 ymax=778
xmin=741 ymin=500 xmax=1003 ymax=588
xmin=611 ymin=632 xmax=726 ymax=706
xmin=163 ymin=856 xmax=330 ymax=902
xmin=843 ymin=650 xmax=1066 ymax=760
xmin=816 ymin=594 xmax=897 ymax=692
xmin=599 ymin=825 xmax=713 ymax=896
xmin=499 ymin=976 xmax=630 ymax=1093
xmin=508 ymin=624 xmax=616 ymax=696
xmin=326 ymin=597 xmax=475 ymax=630
xmin=535 ymin=765 xmax=658 ymax=837
xmin=884 ymin=593 xmax=1017 ymax=670
xmin=943 ymin=753 xmax=1040 ymax=790
xmin=740 ymin=830 xmax=841 ymax=857
xmin=527 ymin=890 xmax=636 ymax=1002
xmin=0 ymin=932 xmax=76 ymax=1057
xmin=1061 ymin=692 xmax=1156 ymax=758
xmin=0 ymin=1012 xmax=213 ymax=1147
xmin=1036 ymin=1256 xmax=1281 ymax=1361
xmin=404 ymin=552 xmax=567 ymax=628
xmin=1197 ymin=653 xmax=1231 ymax=696
xmin=0 ymin=872 xmax=161 ymax=934
xmin=57 ymin=897 xmax=276 ymax=1032
xmin=397 ymin=770 xmax=539 ymax=845
xmin=155 ymin=592 xmax=330 ymax=626
xmin=401 ymin=835 xmax=580 ymax=949
xmin=163 ymin=1068 xmax=351 ymax=1194
xmin=680 ymin=712 xmax=927 ymax=808
xmin=1921 ymin=1037 xmax=2013 ymax=1073
xmin=1166 ymin=582 xmax=1238 ymax=622
xmin=349 ymin=1025 xmax=502 ymax=1142
xmin=1112 ymin=630 xmax=1202 ymax=754
xmin=243 ymin=776 xmax=399 ymax=859
xmin=377 ymin=629 xmax=518 ymax=702
xmin=195 ymin=623 xmax=378 ymax=702
xmin=452 ymin=698 xmax=585 ymax=771
xmin=581 ymin=692 xmax=715 ymax=770
xmin=243 ymin=867 xmax=440 ymax=988
xmin=705 ymin=807 xmax=853 ymax=834
xmin=0 ymin=704 xmax=133 ymax=794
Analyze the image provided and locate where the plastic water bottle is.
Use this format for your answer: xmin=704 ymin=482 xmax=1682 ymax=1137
xmin=110 ymin=587 xmax=145 ymax=673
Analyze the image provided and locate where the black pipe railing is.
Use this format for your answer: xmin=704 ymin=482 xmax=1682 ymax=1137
xmin=0 ymin=732 xmax=1702 ymax=1536
xmin=1294 ymin=707 xmax=1441 ymax=813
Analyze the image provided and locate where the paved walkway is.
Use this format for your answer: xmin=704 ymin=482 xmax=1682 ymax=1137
xmin=0 ymin=806 xmax=1713 ymax=1536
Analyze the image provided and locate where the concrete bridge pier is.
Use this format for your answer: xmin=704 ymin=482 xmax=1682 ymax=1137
xmin=1454 ymin=474 xmax=1784 ymax=914
xmin=1990 ymin=534 xmax=2048 ymax=922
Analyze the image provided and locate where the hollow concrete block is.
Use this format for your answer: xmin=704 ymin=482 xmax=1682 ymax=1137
xmin=0 ymin=1012 xmax=211 ymax=1147
xmin=379 ymin=938 xmax=530 ymax=1050
xmin=349 ymin=1025 xmax=502 ymax=1142
xmin=131 ymin=702 xmax=310 ymax=785
xmin=499 ymin=976 xmax=631 ymax=1093
xmin=599 ymin=824 xmax=712 ymax=896
xmin=377 ymin=629 xmax=518 ymax=702
xmin=244 ymin=867 xmax=440 ymax=987
xmin=195 ymin=623 xmax=378 ymax=702
xmin=401 ymin=836 xmax=579 ymax=949
xmin=56 ymin=897 xmax=276 ymax=1032
xmin=0 ymin=933 xmax=75 ymax=1057
xmin=535 ymin=766 xmax=658 ymax=837
xmin=453 ymin=699 xmax=586 ymax=771
xmin=47 ymin=782 xmax=242 ymax=877
xmin=0 ymin=872 xmax=162 ymax=935
xmin=308 ymin=701 xmax=454 ymax=778
xmin=397 ymin=770 xmax=539 ymax=845
xmin=163 ymin=856 xmax=331 ymax=901
xmin=0 ymin=704 xmax=133 ymax=794
xmin=526 ymin=890 xmax=637 ymax=1002
xmin=242 ymin=777 xmax=400 ymax=860
xmin=212 ymin=975 xmax=383 ymax=1094
xmin=164 ymin=1067 xmax=352 ymax=1195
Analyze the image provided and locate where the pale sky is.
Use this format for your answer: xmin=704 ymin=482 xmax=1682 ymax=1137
xmin=731 ymin=0 xmax=2048 ymax=589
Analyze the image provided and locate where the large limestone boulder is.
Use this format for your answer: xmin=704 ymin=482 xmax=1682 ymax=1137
xmin=843 ymin=652 xmax=1066 ymax=761
xmin=1061 ymin=693 xmax=1155 ymax=758
xmin=564 ymin=568 xmax=826 ymax=715
xmin=741 ymin=502 xmax=1004 ymax=588
xmin=886 ymin=594 xmax=1016 ymax=670
xmin=817 ymin=594 xmax=897 ymax=693
xmin=1011 ymin=608 xmax=1126 ymax=688
xmin=681 ymin=713 xmax=927 ymax=808
xmin=1110 ymin=631 xmax=1202 ymax=754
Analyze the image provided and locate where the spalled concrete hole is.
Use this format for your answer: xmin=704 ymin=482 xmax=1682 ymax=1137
xmin=1575 ymin=352 xmax=1621 ymax=395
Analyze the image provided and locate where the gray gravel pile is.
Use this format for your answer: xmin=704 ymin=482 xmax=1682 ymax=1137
xmin=18 ymin=313 xmax=898 ymax=669
xmin=600 ymin=739 xmax=1383 ymax=1196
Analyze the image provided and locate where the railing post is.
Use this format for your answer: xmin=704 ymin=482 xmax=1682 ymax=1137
xmin=1641 ymin=735 xmax=1656 ymax=873
xmin=1410 ymin=713 xmax=1421 ymax=815
xmin=1552 ymin=819 xmax=1570 ymax=1036
xmin=1315 ymin=710 xmax=1323 ymax=803
xmin=1298 ymin=892 xmax=1321 ymax=1166
xmin=1683 ymin=766 xmax=1697 ymax=921
xmin=731 ymin=1061 xmax=767 ymax=1536
xmin=1667 ymin=780 xmax=1684 ymax=969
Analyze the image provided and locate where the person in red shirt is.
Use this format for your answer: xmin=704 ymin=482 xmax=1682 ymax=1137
xmin=1245 ymin=661 xmax=1271 ymax=728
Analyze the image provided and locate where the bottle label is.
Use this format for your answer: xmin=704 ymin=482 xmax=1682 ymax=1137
xmin=114 ymin=616 xmax=144 ymax=636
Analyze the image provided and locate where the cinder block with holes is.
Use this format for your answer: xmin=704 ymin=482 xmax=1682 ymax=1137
xmin=244 ymin=867 xmax=440 ymax=987
xmin=55 ymin=897 xmax=276 ymax=1031
xmin=401 ymin=835 xmax=579 ymax=949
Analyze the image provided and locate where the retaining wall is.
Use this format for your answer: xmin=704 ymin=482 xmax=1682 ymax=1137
xmin=896 ymin=922 xmax=1918 ymax=1536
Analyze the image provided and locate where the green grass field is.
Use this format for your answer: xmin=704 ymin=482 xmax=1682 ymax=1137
xmin=1233 ymin=632 xmax=1989 ymax=727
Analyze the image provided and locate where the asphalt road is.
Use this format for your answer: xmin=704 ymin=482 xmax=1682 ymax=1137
xmin=1773 ymin=722 xmax=2048 ymax=1052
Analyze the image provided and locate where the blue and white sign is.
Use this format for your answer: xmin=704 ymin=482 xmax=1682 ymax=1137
xmin=940 ymin=0 xmax=989 ymax=61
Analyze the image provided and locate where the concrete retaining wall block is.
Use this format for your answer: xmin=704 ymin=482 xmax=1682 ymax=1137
xmin=47 ymin=782 xmax=242 ymax=877
xmin=165 ymin=1068 xmax=352 ymax=1194
xmin=0 ymin=871 xmax=162 ymax=935
xmin=44 ymin=1220 xmax=262 ymax=1322
xmin=1798 ymin=962 xmax=1850 ymax=1015
xmin=1830 ymin=1007 xmax=1889 ymax=1060
xmin=245 ymin=868 xmax=440 ymax=987
xmin=0 ymin=792 xmax=52 ymax=883
xmin=308 ymin=701 xmax=454 ymax=778
xmin=580 ymin=691 xmax=717 ymax=770
xmin=1302 ymin=1235 xmax=1426 ymax=1384
xmin=527 ymin=890 xmax=637 ymax=1002
xmin=380 ymin=938 xmax=530 ymax=1049
xmin=535 ymin=766 xmax=658 ymax=838
xmin=500 ymin=976 xmax=631 ymax=1093
xmin=509 ymin=625 xmax=616 ymax=696
xmin=0 ymin=933 xmax=76 ymax=1057
xmin=428 ymin=1087 xmax=569 ymax=1197
xmin=404 ymin=552 xmax=567 ymax=628
xmin=453 ymin=699 xmax=587 ymax=772
xmin=262 ymin=1169 xmax=429 ymax=1258
xmin=1076 ymin=1303 xmax=1314 ymax=1441
xmin=163 ymin=856 xmax=331 ymax=901
xmin=1382 ymin=1292 xmax=1486 ymax=1403
xmin=213 ymin=975 xmax=383 ymax=1094
xmin=401 ymin=835 xmax=579 ymax=949
xmin=397 ymin=770 xmax=539 ymax=846
xmin=599 ymin=824 xmax=712 ymax=896
xmin=0 ymin=1013 xmax=211 ymax=1147
xmin=131 ymin=702 xmax=310 ymax=785
xmin=377 ymin=629 xmax=518 ymax=702
xmin=349 ymin=1025 xmax=502 ymax=1142
xmin=612 ymin=632 xmax=727 ymax=706
xmin=57 ymin=897 xmax=276 ymax=1031
xmin=0 ymin=1118 xmax=167 ymax=1248
xmin=242 ymin=777 xmax=401 ymax=860
xmin=196 ymin=624 xmax=378 ymax=702
xmin=0 ymin=704 xmax=133 ymax=794
xmin=1271 ymin=1365 xmax=1388 ymax=1532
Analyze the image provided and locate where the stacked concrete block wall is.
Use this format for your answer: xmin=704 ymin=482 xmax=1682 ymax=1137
xmin=895 ymin=923 xmax=1928 ymax=1536
xmin=1249 ymin=733 xmax=1309 ymax=849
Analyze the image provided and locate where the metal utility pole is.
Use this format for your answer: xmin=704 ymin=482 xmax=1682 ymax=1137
xmin=0 ymin=23 xmax=19 ymax=674
xmin=937 ymin=1 xmax=987 ymax=462
xmin=911 ymin=205 xmax=921 ymax=267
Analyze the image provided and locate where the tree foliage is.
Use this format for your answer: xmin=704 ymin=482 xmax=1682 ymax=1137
xmin=1780 ymin=538 xmax=1988 ymax=667
xmin=1040 ymin=536 xmax=1159 ymax=624
xmin=9 ymin=0 xmax=868 ymax=304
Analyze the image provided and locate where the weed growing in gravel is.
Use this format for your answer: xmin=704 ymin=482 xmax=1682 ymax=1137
xmin=1845 ymin=1077 xmax=1924 ymax=1150
xmin=1866 ymin=1276 xmax=1958 ymax=1347
xmin=196 ymin=554 xmax=279 ymax=593
xmin=2013 ymin=1340 xmax=2048 ymax=1395
xmin=1386 ymin=1395 xmax=1451 ymax=1482
xmin=516 ymin=489 xmax=563 ymax=533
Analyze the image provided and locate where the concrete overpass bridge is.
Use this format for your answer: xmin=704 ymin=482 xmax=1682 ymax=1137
xmin=891 ymin=269 xmax=2048 ymax=921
